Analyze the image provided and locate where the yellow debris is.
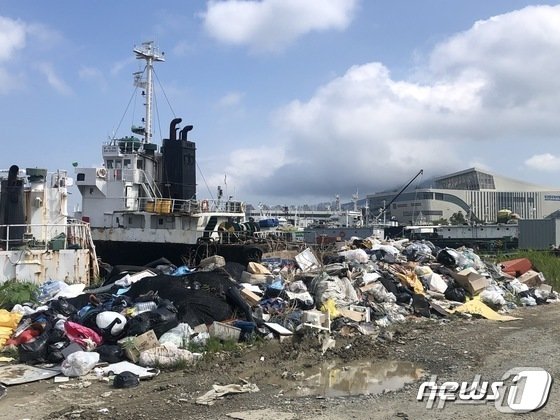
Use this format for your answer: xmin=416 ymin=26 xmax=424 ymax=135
xmin=453 ymin=298 xmax=521 ymax=322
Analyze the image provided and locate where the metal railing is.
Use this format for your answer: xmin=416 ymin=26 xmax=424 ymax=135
xmin=0 ymin=219 xmax=92 ymax=251
xmin=137 ymin=197 xmax=245 ymax=215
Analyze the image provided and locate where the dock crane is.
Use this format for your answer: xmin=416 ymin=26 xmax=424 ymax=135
xmin=375 ymin=169 xmax=424 ymax=223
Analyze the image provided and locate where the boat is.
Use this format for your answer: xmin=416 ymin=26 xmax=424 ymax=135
xmin=0 ymin=165 xmax=98 ymax=285
xmin=74 ymin=42 xmax=262 ymax=267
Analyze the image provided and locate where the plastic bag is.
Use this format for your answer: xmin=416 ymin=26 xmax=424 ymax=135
xmin=64 ymin=321 xmax=103 ymax=350
xmin=480 ymin=285 xmax=506 ymax=307
xmin=139 ymin=342 xmax=196 ymax=368
xmin=18 ymin=332 xmax=49 ymax=363
xmin=113 ymin=371 xmax=140 ymax=388
xmin=363 ymin=282 xmax=396 ymax=303
xmin=159 ymin=323 xmax=195 ymax=349
xmin=445 ymin=286 xmax=467 ymax=303
xmin=35 ymin=280 xmax=68 ymax=303
xmin=95 ymin=344 xmax=125 ymax=363
xmin=61 ymin=351 xmax=100 ymax=377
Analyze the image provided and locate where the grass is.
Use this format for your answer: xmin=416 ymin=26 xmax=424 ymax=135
xmin=187 ymin=336 xmax=239 ymax=354
xmin=492 ymin=249 xmax=560 ymax=289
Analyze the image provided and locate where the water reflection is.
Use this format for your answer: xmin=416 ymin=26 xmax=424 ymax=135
xmin=286 ymin=360 xmax=424 ymax=397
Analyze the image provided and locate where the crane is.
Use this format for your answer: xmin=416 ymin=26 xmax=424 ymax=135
xmin=375 ymin=169 xmax=424 ymax=223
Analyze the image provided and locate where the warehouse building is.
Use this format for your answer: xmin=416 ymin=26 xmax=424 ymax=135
xmin=367 ymin=167 xmax=560 ymax=225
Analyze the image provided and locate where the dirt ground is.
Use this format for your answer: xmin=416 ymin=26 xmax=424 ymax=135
xmin=2 ymin=302 xmax=559 ymax=420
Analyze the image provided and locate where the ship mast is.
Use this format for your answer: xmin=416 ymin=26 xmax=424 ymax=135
xmin=133 ymin=41 xmax=165 ymax=144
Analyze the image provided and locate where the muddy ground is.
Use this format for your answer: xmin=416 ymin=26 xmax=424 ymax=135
xmin=2 ymin=302 xmax=559 ymax=420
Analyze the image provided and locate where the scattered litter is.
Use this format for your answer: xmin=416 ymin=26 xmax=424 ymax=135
xmin=226 ymin=409 xmax=296 ymax=420
xmin=196 ymin=381 xmax=260 ymax=406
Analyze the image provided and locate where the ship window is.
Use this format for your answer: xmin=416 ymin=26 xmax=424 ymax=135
xmin=106 ymin=160 xmax=114 ymax=169
xmin=124 ymin=159 xmax=131 ymax=169
xmin=89 ymin=188 xmax=94 ymax=194
xmin=115 ymin=160 xmax=122 ymax=169
xmin=77 ymin=173 xmax=85 ymax=181
xmin=137 ymin=159 xmax=144 ymax=170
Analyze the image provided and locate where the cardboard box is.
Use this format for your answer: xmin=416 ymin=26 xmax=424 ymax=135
xmin=240 ymin=271 xmax=274 ymax=285
xmin=339 ymin=305 xmax=370 ymax=323
xmin=451 ymin=268 xmax=489 ymax=295
xmin=240 ymin=288 xmax=262 ymax=306
xmin=198 ymin=255 xmax=226 ymax=269
xmin=538 ymin=283 xmax=553 ymax=294
xmin=517 ymin=270 xmax=545 ymax=287
xmin=118 ymin=329 xmax=159 ymax=363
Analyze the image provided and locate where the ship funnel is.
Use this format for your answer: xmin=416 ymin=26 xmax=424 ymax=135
xmin=169 ymin=118 xmax=182 ymax=140
xmin=180 ymin=125 xmax=194 ymax=141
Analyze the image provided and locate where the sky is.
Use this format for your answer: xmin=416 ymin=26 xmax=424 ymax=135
xmin=2 ymin=0 xmax=560 ymax=209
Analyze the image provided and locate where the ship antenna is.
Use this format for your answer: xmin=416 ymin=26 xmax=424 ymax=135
xmin=133 ymin=41 xmax=165 ymax=144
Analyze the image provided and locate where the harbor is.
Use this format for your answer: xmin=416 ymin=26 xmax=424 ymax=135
xmin=2 ymin=2 xmax=560 ymax=418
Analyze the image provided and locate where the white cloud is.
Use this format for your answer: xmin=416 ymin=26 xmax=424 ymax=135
xmin=202 ymin=0 xmax=357 ymax=52
xmin=0 ymin=16 xmax=26 ymax=62
xmin=525 ymin=153 xmax=560 ymax=172
xmin=214 ymin=5 xmax=560 ymax=201
xmin=217 ymin=91 xmax=244 ymax=107
xmin=79 ymin=66 xmax=107 ymax=90
xmin=37 ymin=62 xmax=72 ymax=95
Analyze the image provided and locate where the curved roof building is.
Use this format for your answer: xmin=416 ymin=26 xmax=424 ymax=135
xmin=367 ymin=167 xmax=560 ymax=225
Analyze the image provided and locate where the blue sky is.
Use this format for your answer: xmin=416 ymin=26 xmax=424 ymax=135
xmin=2 ymin=1 xmax=560 ymax=209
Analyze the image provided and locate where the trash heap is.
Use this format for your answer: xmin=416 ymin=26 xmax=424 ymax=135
xmin=0 ymin=237 xmax=557 ymax=388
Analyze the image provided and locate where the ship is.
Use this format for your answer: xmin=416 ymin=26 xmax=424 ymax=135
xmin=0 ymin=165 xmax=98 ymax=285
xmin=74 ymin=42 xmax=262 ymax=267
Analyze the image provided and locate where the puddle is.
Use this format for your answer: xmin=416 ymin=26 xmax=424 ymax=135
xmin=278 ymin=360 xmax=424 ymax=398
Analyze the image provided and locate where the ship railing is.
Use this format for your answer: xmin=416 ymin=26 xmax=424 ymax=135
xmin=0 ymin=219 xmax=92 ymax=252
xmin=138 ymin=197 xmax=245 ymax=215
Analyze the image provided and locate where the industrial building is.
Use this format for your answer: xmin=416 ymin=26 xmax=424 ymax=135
xmin=367 ymin=167 xmax=560 ymax=225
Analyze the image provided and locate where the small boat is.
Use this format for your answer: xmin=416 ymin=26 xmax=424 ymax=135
xmin=74 ymin=42 xmax=262 ymax=267
xmin=0 ymin=165 xmax=98 ymax=285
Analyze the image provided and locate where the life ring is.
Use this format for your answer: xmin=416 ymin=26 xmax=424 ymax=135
xmin=339 ymin=231 xmax=346 ymax=238
xmin=201 ymin=199 xmax=209 ymax=212
xmin=96 ymin=167 xmax=107 ymax=178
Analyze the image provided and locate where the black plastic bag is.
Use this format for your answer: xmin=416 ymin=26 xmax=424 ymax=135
xmin=445 ymin=286 xmax=467 ymax=303
xmin=149 ymin=307 xmax=179 ymax=338
xmin=127 ymin=312 xmax=152 ymax=336
xmin=95 ymin=344 xmax=124 ymax=363
xmin=113 ymin=371 xmax=140 ymax=388
xmin=412 ymin=294 xmax=431 ymax=317
xmin=18 ymin=333 xmax=49 ymax=363
xmin=437 ymin=248 xmax=460 ymax=268
xmin=48 ymin=297 xmax=77 ymax=317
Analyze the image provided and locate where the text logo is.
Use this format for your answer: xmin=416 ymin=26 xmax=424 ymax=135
xmin=417 ymin=367 xmax=552 ymax=413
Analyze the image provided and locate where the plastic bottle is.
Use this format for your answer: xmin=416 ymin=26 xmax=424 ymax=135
xmin=132 ymin=301 xmax=157 ymax=314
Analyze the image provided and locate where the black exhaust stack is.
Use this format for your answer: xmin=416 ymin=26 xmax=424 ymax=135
xmin=161 ymin=119 xmax=197 ymax=200
xmin=0 ymin=165 xmax=25 ymax=246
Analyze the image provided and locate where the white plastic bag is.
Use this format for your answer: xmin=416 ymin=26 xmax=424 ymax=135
xmin=159 ymin=323 xmax=195 ymax=349
xmin=139 ymin=342 xmax=197 ymax=367
xmin=61 ymin=351 xmax=100 ymax=377
xmin=480 ymin=289 xmax=506 ymax=307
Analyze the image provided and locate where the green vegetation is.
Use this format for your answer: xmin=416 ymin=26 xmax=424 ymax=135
xmin=494 ymin=250 xmax=560 ymax=289
xmin=188 ymin=336 xmax=239 ymax=354
xmin=0 ymin=279 xmax=38 ymax=310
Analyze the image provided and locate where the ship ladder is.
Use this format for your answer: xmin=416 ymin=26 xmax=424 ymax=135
xmin=84 ymin=225 xmax=100 ymax=283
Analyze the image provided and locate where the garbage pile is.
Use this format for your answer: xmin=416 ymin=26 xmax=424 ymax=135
xmin=0 ymin=237 xmax=557 ymax=388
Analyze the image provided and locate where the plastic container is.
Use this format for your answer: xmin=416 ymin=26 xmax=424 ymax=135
xmin=132 ymin=301 xmax=157 ymax=315
xmin=208 ymin=321 xmax=241 ymax=342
